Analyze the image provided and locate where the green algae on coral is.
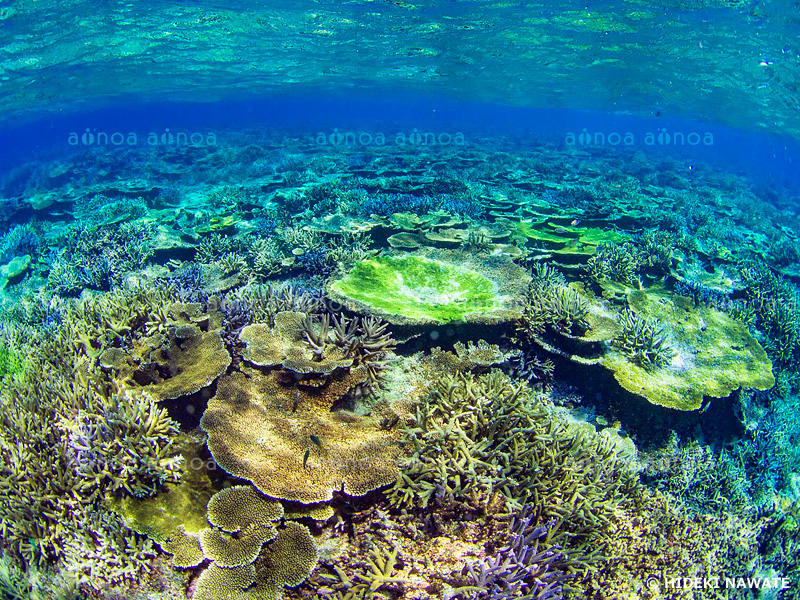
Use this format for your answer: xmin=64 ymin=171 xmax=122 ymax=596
xmin=602 ymin=284 xmax=775 ymax=410
xmin=328 ymin=252 xmax=524 ymax=325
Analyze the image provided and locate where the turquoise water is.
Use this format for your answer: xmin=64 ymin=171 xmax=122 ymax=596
xmin=0 ymin=2 xmax=799 ymax=599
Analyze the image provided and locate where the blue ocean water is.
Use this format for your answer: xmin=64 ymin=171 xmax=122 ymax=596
xmin=1 ymin=1 xmax=800 ymax=598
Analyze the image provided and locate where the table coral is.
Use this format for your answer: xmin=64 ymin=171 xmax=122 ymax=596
xmin=327 ymin=249 xmax=529 ymax=325
xmin=108 ymin=302 xmax=232 ymax=402
xmin=601 ymin=284 xmax=775 ymax=410
xmin=201 ymin=368 xmax=405 ymax=503
xmin=206 ymin=485 xmax=284 ymax=532
xmin=188 ymin=487 xmax=318 ymax=600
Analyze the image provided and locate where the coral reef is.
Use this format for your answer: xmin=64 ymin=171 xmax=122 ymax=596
xmin=2 ymin=132 xmax=800 ymax=599
xmin=388 ymin=369 xmax=639 ymax=581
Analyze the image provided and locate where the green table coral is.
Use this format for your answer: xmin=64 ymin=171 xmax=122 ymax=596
xmin=328 ymin=252 xmax=527 ymax=325
xmin=602 ymin=284 xmax=775 ymax=410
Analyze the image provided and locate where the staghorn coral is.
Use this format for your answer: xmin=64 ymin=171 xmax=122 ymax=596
xmin=47 ymin=221 xmax=155 ymax=295
xmin=586 ymin=242 xmax=641 ymax=286
xmin=0 ymin=343 xmax=24 ymax=379
xmin=61 ymin=510 xmax=158 ymax=591
xmin=451 ymin=507 xmax=570 ymax=600
xmin=320 ymin=541 xmax=411 ymax=599
xmin=509 ymin=351 xmax=555 ymax=385
xmin=738 ymin=260 xmax=800 ymax=368
xmin=231 ymin=283 xmax=323 ymax=326
xmin=759 ymin=498 xmax=800 ymax=584
xmin=611 ymin=307 xmax=673 ymax=370
xmin=388 ymin=370 xmax=638 ymax=580
xmin=638 ymin=228 xmax=675 ymax=276
xmin=0 ymin=369 xmax=182 ymax=560
xmin=199 ymin=525 xmax=278 ymax=568
xmin=0 ymin=554 xmax=80 ymax=600
xmin=520 ymin=282 xmax=590 ymax=337
xmin=0 ymin=284 xmax=187 ymax=592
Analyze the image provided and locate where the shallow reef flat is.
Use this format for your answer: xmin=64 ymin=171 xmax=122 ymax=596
xmin=0 ymin=132 xmax=799 ymax=598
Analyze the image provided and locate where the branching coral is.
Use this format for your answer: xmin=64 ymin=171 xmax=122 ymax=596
xmin=451 ymin=507 xmax=571 ymax=600
xmin=322 ymin=542 xmax=411 ymax=599
xmin=388 ymin=370 xmax=638 ymax=579
xmin=509 ymin=351 xmax=555 ymax=385
xmin=0 ymin=368 xmax=182 ymax=562
xmin=47 ymin=221 xmax=155 ymax=295
xmin=639 ymin=229 xmax=675 ymax=276
xmin=738 ymin=260 xmax=800 ymax=368
xmin=0 ymin=284 xmax=187 ymax=592
xmin=520 ymin=282 xmax=589 ymax=337
xmin=611 ymin=307 xmax=673 ymax=370
xmin=0 ymin=343 xmax=24 ymax=378
xmin=586 ymin=242 xmax=640 ymax=286
xmin=61 ymin=510 xmax=158 ymax=590
xmin=231 ymin=283 xmax=323 ymax=326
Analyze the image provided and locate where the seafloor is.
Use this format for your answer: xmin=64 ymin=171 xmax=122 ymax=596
xmin=0 ymin=132 xmax=798 ymax=599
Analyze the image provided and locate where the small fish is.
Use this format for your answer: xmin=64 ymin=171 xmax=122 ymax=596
xmin=570 ymin=219 xmax=581 ymax=226
xmin=309 ymin=434 xmax=322 ymax=450
xmin=303 ymin=449 xmax=310 ymax=469
xmin=554 ymin=227 xmax=567 ymax=234
xmin=291 ymin=390 xmax=299 ymax=412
